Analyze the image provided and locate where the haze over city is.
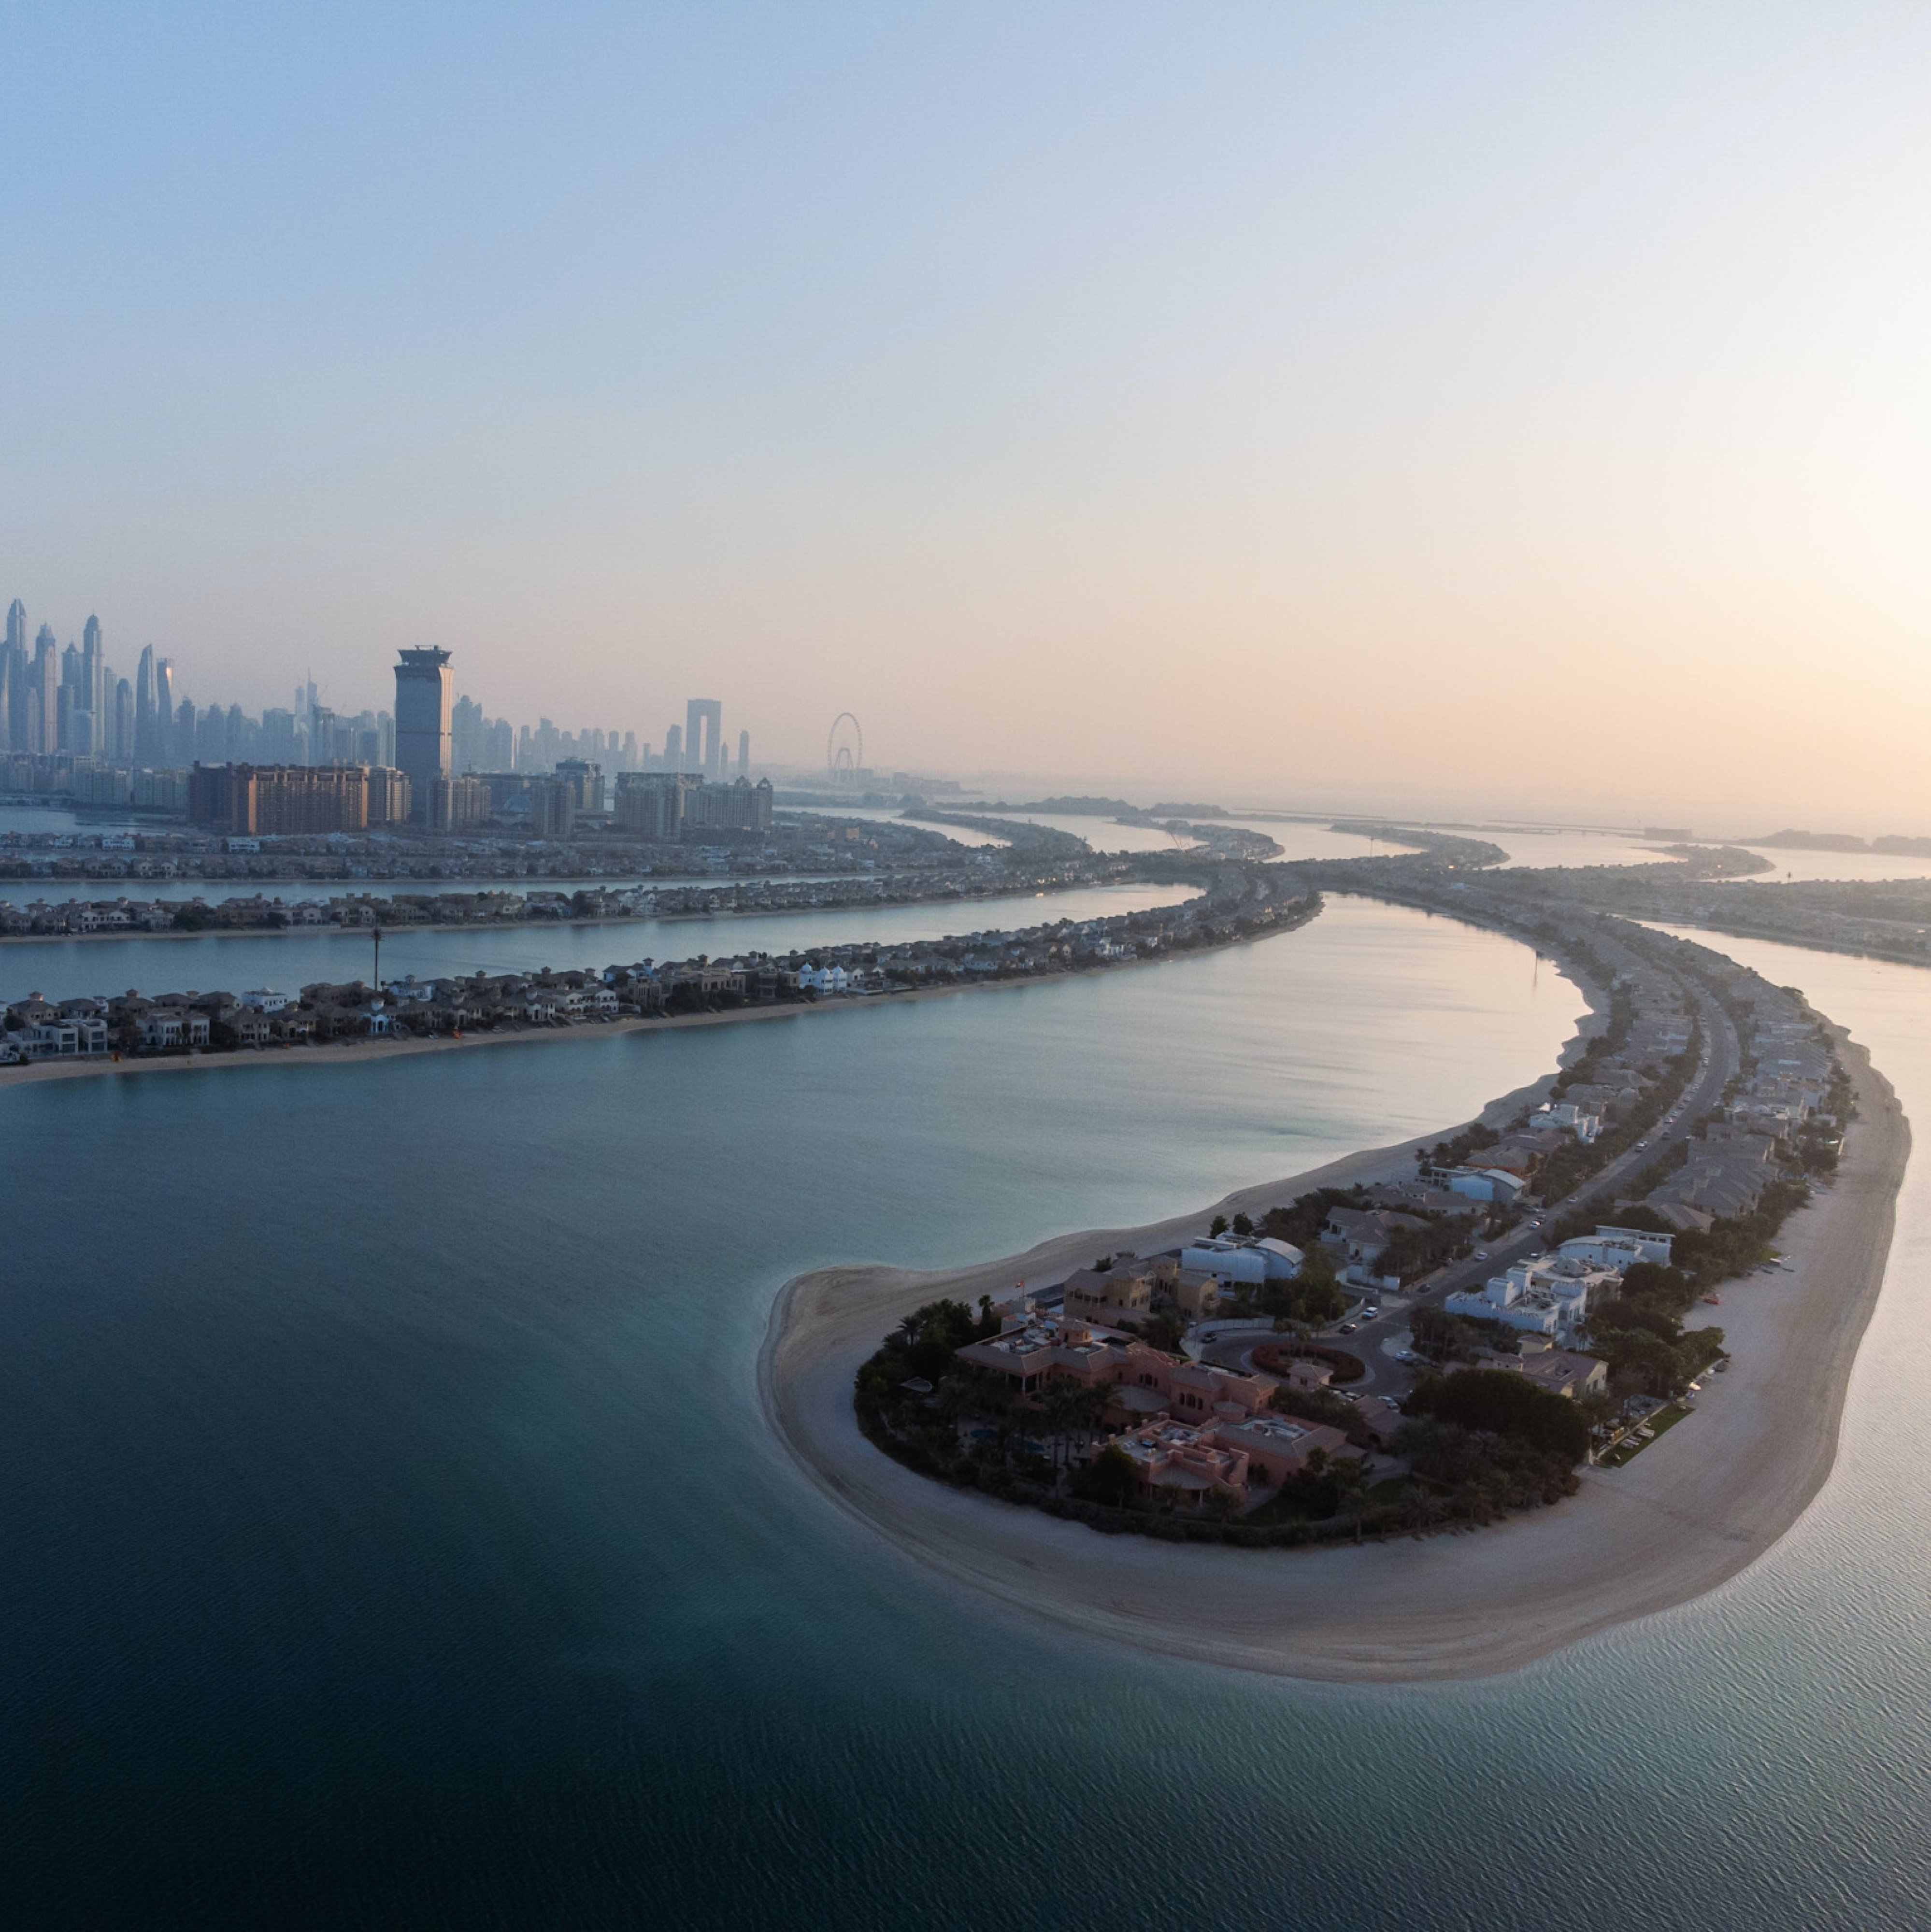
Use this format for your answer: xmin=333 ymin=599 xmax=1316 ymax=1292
xmin=14 ymin=11 xmax=1931 ymax=1932
xmin=4 ymin=4 xmax=1928 ymax=827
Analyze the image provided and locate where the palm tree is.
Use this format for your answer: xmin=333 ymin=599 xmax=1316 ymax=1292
xmin=1039 ymin=1382 xmax=1080 ymax=1482
xmin=1330 ymin=1454 xmax=1373 ymax=1539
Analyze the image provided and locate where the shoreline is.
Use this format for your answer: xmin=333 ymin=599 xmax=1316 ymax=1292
xmin=0 ymin=877 xmax=1177 ymax=948
xmin=757 ymin=1031 xmax=1907 ymax=1685
xmin=0 ymin=917 xmax=1297 ymax=1094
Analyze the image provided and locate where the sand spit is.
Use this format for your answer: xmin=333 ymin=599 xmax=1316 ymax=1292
xmin=759 ymin=1037 xmax=1906 ymax=1684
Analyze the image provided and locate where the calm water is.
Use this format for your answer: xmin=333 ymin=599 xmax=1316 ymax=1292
xmin=0 ymin=869 xmax=865 ymax=908
xmin=0 ymin=881 xmax=1195 ymax=1003
xmin=1718 ymin=847 xmax=1931 ymax=884
xmin=4 ymin=896 xmax=1927 ymax=1930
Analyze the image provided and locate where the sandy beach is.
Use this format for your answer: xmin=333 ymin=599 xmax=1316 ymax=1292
xmin=0 ymin=980 xmax=1022 ymax=1091
xmin=759 ymin=1033 xmax=1907 ymax=1684
xmin=0 ymin=908 xmax=1314 ymax=1094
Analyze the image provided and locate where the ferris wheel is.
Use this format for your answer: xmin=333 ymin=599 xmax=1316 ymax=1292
xmin=827 ymin=711 xmax=863 ymax=785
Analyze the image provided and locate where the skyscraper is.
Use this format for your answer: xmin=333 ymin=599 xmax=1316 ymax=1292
xmin=738 ymin=728 xmax=750 ymax=778
xmin=135 ymin=646 xmax=158 ymax=764
xmin=82 ymin=615 xmax=104 ymax=720
xmin=663 ymin=723 xmax=682 ymax=771
xmin=1 ymin=601 xmax=22 ymax=750
xmin=58 ymin=642 xmax=82 ymax=753
xmin=29 ymin=626 xmax=57 ymax=754
xmin=685 ymin=699 xmax=722 ymax=777
xmin=394 ymin=647 xmax=454 ymax=822
xmin=452 ymin=693 xmax=485 ymax=774
xmin=155 ymin=658 xmax=176 ymax=764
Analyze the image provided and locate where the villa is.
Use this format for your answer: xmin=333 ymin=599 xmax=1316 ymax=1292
xmin=1445 ymin=1255 xmax=1619 ymax=1340
xmin=954 ymin=1307 xmax=1279 ymax=1425
xmin=1530 ymin=1101 xmax=1602 ymax=1143
xmin=1099 ymin=1409 xmax=1350 ymax=1503
xmin=1558 ymin=1225 xmax=1675 ymax=1270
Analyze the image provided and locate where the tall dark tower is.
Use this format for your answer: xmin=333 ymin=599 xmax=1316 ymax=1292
xmin=394 ymin=648 xmax=454 ymax=822
xmin=0 ymin=600 xmax=23 ymax=750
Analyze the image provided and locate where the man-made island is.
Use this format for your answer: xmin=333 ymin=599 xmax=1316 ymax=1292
xmin=762 ymin=903 xmax=1907 ymax=1682
xmin=0 ymin=861 xmax=1315 ymax=1082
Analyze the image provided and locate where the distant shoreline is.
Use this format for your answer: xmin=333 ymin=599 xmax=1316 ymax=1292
xmin=758 ymin=987 xmax=1907 ymax=1683
xmin=0 ymin=904 xmax=1304 ymax=1094
xmin=0 ymin=879 xmax=1176 ymax=950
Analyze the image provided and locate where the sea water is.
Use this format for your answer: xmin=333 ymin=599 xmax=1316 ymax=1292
xmin=2 ymin=895 xmax=1925 ymax=1929
xmin=0 ymin=881 xmax=1194 ymax=1008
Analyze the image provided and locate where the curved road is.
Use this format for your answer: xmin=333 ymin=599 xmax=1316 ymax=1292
xmin=1202 ymin=957 xmax=1743 ymax=1396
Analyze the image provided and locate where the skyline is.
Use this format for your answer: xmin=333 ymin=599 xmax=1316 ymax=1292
xmin=4 ymin=6 xmax=1930 ymax=826
xmin=1 ymin=583 xmax=1921 ymax=838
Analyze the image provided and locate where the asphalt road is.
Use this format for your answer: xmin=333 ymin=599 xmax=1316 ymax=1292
xmin=1213 ymin=962 xmax=1745 ymax=1396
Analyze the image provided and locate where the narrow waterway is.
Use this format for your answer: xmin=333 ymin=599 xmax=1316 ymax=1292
xmin=0 ymin=880 xmax=1197 ymax=1004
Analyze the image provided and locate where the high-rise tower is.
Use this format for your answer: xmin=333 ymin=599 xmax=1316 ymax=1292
xmin=29 ymin=626 xmax=57 ymax=754
xmin=135 ymin=646 xmax=157 ymax=763
xmin=0 ymin=601 xmax=23 ymax=750
xmin=394 ymin=648 xmax=454 ymax=822
xmin=58 ymin=642 xmax=82 ymax=753
xmin=155 ymin=658 xmax=175 ymax=763
xmin=81 ymin=615 xmax=104 ymax=720
xmin=684 ymin=699 xmax=722 ymax=776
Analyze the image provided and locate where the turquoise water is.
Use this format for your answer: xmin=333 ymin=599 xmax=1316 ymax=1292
xmin=4 ymin=895 xmax=1925 ymax=1929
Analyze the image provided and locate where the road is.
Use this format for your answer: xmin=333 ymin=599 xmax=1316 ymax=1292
xmin=1202 ymin=953 xmax=1744 ymax=1397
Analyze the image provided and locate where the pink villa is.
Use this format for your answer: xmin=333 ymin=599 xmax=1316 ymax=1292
xmin=1109 ymin=1411 xmax=1350 ymax=1502
xmin=954 ymin=1307 xmax=1272 ymax=1419
xmin=953 ymin=1303 xmax=1349 ymax=1504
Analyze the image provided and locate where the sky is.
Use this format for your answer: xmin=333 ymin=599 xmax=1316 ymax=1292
xmin=1 ymin=2 xmax=1928 ymax=832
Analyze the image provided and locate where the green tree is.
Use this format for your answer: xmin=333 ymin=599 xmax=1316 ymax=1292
xmin=1402 ymin=1369 xmax=1590 ymax=1463
xmin=1075 ymin=1443 xmax=1136 ymax=1508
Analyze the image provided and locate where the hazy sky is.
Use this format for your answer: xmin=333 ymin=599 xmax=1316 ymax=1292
xmin=2 ymin=4 xmax=1928 ymax=829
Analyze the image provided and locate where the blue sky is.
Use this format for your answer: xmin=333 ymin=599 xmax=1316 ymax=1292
xmin=3 ymin=4 xmax=1928 ymax=823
